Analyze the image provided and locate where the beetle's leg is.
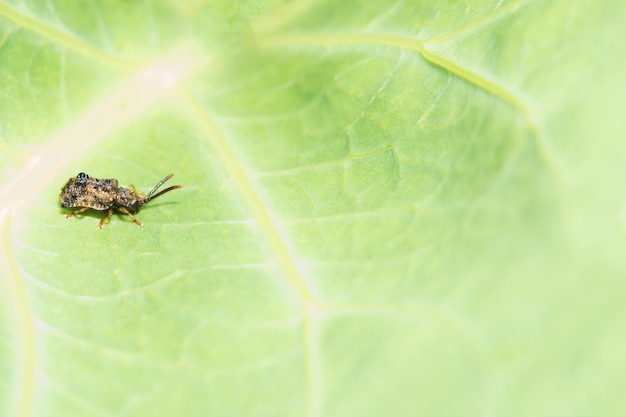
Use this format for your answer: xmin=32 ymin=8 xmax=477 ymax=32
xmin=118 ymin=207 xmax=142 ymax=227
xmin=98 ymin=209 xmax=113 ymax=229
xmin=66 ymin=207 xmax=90 ymax=219
xmin=127 ymin=184 xmax=138 ymax=195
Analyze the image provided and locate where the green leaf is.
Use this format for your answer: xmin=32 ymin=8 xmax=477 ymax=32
xmin=1 ymin=0 xmax=626 ymax=416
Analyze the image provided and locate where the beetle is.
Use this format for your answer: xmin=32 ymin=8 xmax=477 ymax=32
xmin=60 ymin=172 xmax=182 ymax=228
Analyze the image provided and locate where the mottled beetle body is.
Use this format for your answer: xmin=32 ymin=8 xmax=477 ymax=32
xmin=60 ymin=172 xmax=182 ymax=228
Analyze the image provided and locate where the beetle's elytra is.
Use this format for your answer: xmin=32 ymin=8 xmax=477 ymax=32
xmin=60 ymin=173 xmax=182 ymax=228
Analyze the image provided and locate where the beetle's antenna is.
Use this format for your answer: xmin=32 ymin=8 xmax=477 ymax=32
xmin=147 ymin=174 xmax=182 ymax=201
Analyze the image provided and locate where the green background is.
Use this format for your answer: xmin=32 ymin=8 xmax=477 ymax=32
xmin=1 ymin=0 xmax=625 ymax=416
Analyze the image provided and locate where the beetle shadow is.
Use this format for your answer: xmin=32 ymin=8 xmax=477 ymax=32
xmin=58 ymin=207 xmax=110 ymax=221
xmin=59 ymin=201 xmax=181 ymax=224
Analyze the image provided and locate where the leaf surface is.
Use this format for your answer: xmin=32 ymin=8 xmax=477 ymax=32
xmin=1 ymin=1 xmax=626 ymax=416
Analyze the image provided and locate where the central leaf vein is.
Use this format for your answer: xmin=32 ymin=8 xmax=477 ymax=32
xmin=179 ymin=89 xmax=316 ymax=306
